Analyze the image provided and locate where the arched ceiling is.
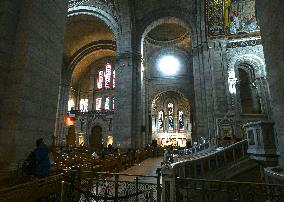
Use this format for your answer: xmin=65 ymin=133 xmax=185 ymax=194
xmin=71 ymin=50 xmax=115 ymax=87
xmin=147 ymin=23 xmax=188 ymax=42
xmin=64 ymin=14 xmax=116 ymax=87
xmin=64 ymin=14 xmax=115 ymax=58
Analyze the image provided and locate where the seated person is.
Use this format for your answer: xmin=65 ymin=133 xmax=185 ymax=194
xmin=33 ymin=138 xmax=51 ymax=178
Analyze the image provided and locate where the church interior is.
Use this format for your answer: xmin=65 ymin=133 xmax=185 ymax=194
xmin=0 ymin=0 xmax=284 ymax=201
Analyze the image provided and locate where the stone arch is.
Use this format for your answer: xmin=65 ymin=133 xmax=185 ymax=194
xmin=150 ymin=88 xmax=191 ymax=106
xmin=228 ymin=54 xmax=266 ymax=80
xmin=151 ymin=90 xmax=191 ymax=115
xmin=68 ymin=5 xmax=121 ymax=51
xmin=66 ymin=42 xmax=116 ymax=82
xmin=228 ymin=54 xmax=266 ymax=114
xmin=137 ymin=9 xmax=197 ymax=50
xmin=90 ymin=125 xmax=103 ymax=152
xmin=66 ymin=126 xmax=77 ymax=146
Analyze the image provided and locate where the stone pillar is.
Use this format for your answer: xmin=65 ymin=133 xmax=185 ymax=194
xmin=244 ymin=121 xmax=278 ymax=166
xmin=0 ymin=0 xmax=68 ymax=168
xmin=54 ymin=81 xmax=69 ymax=146
xmin=113 ymin=52 xmax=142 ymax=149
xmin=161 ymin=164 xmax=175 ymax=202
xmin=255 ymin=0 xmax=284 ymax=166
xmin=192 ymin=43 xmax=215 ymax=140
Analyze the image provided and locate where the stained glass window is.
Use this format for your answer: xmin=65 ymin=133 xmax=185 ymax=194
xmin=80 ymin=99 xmax=88 ymax=112
xmin=179 ymin=111 xmax=184 ymax=131
xmin=105 ymin=97 xmax=110 ymax=110
xmin=158 ymin=111 xmax=164 ymax=132
xmin=96 ymin=98 xmax=102 ymax=110
xmin=112 ymin=69 xmax=115 ymax=88
xmin=97 ymin=71 xmax=104 ymax=89
xmin=105 ymin=63 xmax=112 ymax=89
xmin=168 ymin=103 xmax=174 ymax=131
xmin=68 ymin=99 xmax=75 ymax=111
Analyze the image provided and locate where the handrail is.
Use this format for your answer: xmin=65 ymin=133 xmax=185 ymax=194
xmin=175 ymin=176 xmax=284 ymax=202
xmin=177 ymin=176 xmax=284 ymax=187
xmin=81 ymin=170 xmax=159 ymax=178
xmin=0 ymin=173 xmax=64 ymax=193
xmin=63 ymin=181 xmax=153 ymax=200
xmin=172 ymin=140 xmax=248 ymax=178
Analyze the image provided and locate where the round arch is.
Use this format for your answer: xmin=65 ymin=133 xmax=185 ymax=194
xmin=228 ymin=54 xmax=266 ymax=80
xmin=90 ymin=125 xmax=103 ymax=152
xmin=137 ymin=9 xmax=197 ymax=55
xmin=67 ymin=6 xmax=121 ymax=51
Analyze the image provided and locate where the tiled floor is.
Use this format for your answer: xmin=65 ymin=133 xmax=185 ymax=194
xmin=118 ymin=157 xmax=163 ymax=183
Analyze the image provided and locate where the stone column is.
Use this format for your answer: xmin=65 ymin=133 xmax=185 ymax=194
xmin=0 ymin=0 xmax=68 ymax=168
xmin=255 ymin=0 xmax=284 ymax=166
xmin=54 ymin=80 xmax=69 ymax=146
xmin=113 ymin=52 xmax=142 ymax=149
xmin=161 ymin=164 xmax=176 ymax=202
xmin=192 ymin=43 xmax=215 ymax=140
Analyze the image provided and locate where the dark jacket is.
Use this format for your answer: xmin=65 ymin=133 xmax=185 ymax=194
xmin=34 ymin=144 xmax=51 ymax=177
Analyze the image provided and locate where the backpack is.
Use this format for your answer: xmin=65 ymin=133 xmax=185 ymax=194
xmin=22 ymin=151 xmax=36 ymax=175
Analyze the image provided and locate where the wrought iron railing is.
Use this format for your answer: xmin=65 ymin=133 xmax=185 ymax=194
xmin=61 ymin=171 xmax=162 ymax=202
xmin=176 ymin=177 xmax=284 ymax=202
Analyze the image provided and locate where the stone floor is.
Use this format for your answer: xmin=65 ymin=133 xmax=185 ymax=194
xmin=118 ymin=157 xmax=163 ymax=183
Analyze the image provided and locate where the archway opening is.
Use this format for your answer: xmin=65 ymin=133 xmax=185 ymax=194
xmin=90 ymin=126 xmax=103 ymax=152
xmin=151 ymin=91 xmax=191 ymax=147
xmin=66 ymin=126 xmax=77 ymax=146
xmin=140 ymin=17 xmax=194 ymax=147
xmin=55 ymin=11 xmax=117 ymax=146
xmin=238 ymin=66 xmax=261 ymax=114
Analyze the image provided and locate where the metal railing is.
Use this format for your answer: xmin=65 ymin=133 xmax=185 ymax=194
xmin=61 ymin=171 xmax=162 ymax=202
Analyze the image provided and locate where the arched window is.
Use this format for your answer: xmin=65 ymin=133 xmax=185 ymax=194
xmin=105 ymin=63 xmax=112 ymax=89
xmin=97 ymin=71 xmax=104 ymax=90
xmin=238 ymin=67 xmax=261 ymax=114
xmin=96 ymin=98 xmax=102 ymax=111
xmin=105 ymin=97 xmax=110 ymax=110
xmin=178 ymin=110 xmax=184 ymax=132
xmin=168 ymin=103 xmax=174 ymax=131
xmin=80 ymin=99 xmax=88 ymax=112
xmin=158 ymin=111 xmax=164 ymax=132
xmin=96 ymin=63 xmax=115 ymax=90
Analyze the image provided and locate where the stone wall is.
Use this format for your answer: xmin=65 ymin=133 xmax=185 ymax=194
xmin=0 ymin=0 xmax=68 ymax=168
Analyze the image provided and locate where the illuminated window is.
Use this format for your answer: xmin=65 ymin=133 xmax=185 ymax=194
xmin=112 ymin=97 xmax=115 ymax=110
xmin=112 ymin=69 xmax=115 ymax=88
xmin=68 ymin=99 xmax=75 ymax=111
xmin=80 ymin=99 xmax=88 ymax=112
xmin=105 ymin=63 xmax=112 ymax=89
xmin=97 ymin=71 xmax=104 ymax=89
xmin=105 ymin=97 xmax=110 ymax=110
xmin=179 ymin=111 xmax=184 ymax=132
xmin=158 ymin=111 xmax=164 ymax=132
xmin=168 ymin=103 xmax=174 ymax=131
xmin=159 ymin=55 xmax=180 ymax=75
xmin=96 ymin=98 xmax=102 ymax=110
